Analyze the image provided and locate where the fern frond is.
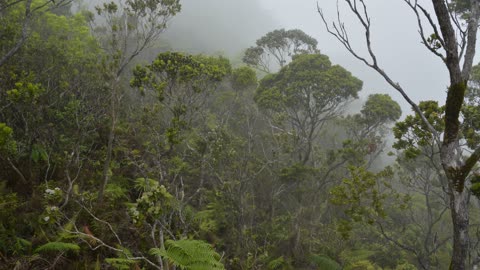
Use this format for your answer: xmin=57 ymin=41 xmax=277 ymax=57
xmin=150 ymin=239 xmax=224 ymax=270
xmin=16 ymin=237 xmax=32 ymax=248
xmin=134 ymin=177 xmax=158 ymax=191
xmin=34 ymin=241 xmax=80 ymax=253
xmin=105 ymin=183 xmax=128 ymax=200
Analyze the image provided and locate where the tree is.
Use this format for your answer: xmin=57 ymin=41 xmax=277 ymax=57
xmin=89 ymin=0 xmax=181 ymax=202
xmin=0 ymin=2 xmax=104 ymax=195
xmin=318 ymin=0 xmax=480 ymax=268
xmin=243 ymin=28 xmax=319 ymax=73
xmin=255 ymin=53 xmax=362 ymax=165
xmin=131 ymin=52 xmax=230 ymax=149
xmin=0 ymin=4 xmax=110 ymax=268
xmin=0 ymin=0 xmax=71 ymax=67
xmin=342 ymin=94 xmax=402 ymax=168
xmin=393 ymin=154 xmax=451 ymax=269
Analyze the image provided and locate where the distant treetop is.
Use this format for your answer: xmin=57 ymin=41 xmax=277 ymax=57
xmin=243 ymin=28 xmax=319 ymax=73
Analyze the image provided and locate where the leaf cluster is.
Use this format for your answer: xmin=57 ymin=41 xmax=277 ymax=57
xmin=150 ymin=239 xmax=224 ymax=270
xmin=393 ymin=101 xmax=444 ymax=159
xmin=255 ymin=54 xmax=361 ymax=114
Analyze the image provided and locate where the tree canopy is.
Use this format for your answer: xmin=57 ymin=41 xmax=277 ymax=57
xmin=2 ymin=1 xmax=480 ymax=269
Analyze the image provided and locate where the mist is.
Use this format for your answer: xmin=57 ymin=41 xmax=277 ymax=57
xmin=163 ymin=0 xmax=459 ymax=113
xmin=163 ymin=0 xmax=276 ymax=59
xmin=261 ymin=0 xmax=455 ymax=112
xmin=2 ymin=1 xmax=479 ymax=269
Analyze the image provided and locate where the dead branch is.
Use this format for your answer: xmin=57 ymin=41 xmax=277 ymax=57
xmin=317 ymin=1 xmax=441 ymax=146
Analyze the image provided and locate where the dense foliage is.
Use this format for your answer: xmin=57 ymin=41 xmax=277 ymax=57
xmin=1 ymin=1 xmax=480 ymax=270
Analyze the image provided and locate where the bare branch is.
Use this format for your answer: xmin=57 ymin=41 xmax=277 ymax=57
xmin=317 ymin=1 xmax=441 ymax=146
xmin=461 ymin=0 xmax=480 ymax=80
xmin=76 ymin=201 xmax=123 ymax=246
xmin=418 ymin=4 xmax=446 ymax=47
xmin=66 ymin=227 xmax=161 ymax=269
xmin=447 ymin=0 xmax=468 ymax=60
xmin=432 ymin=0 xmax=463 ymax=82
xmin=404 ymin=0 xmax=446 ymax=61
xmin=377 ymin=221 xmax=420 ymax=257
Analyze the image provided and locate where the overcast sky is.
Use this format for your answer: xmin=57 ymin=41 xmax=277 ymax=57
xmin=163 ymin=0 xmax=476 ymax=114
xmin=259 ymin=0 xmax=451 ymax=113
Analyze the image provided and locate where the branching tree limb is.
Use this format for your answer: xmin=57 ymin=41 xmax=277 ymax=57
xmin=0 ymin=0 xmax=33 ymax=67
xmin=404 ymin=0 xmax=446 ymax=61
xmin=317 ymin=1 xmax=441 ymax=146
xmin=318 ymin=0 xmax=480 ymax=268
xmin=61 ymin=202 xmax=162 ymax=269
xmin=0 ymin=0 xmax=72 ymax=67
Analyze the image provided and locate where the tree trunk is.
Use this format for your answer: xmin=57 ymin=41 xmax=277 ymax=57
xmin=449 ymin=183 xmax=470 ymax=270
xmin=98 ymin=77 xmax=118 ymax=202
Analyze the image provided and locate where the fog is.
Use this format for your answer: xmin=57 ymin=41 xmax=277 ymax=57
xmin=163 ymin=0 xmax=462 ymax=114
xmin=260 ymin=0 xmax=450 ymax=113
xmin=163 ymin=0 xmax=275 ymax=59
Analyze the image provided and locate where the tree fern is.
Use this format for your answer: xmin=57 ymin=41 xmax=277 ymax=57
xmin=150 ymin=239 xmax=224 ymax=270
xmin=34 ymin=241 xmax=80 ymax=254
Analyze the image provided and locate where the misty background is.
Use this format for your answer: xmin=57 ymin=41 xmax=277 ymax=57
xmin=164 ymin=0 xmax=455 ymax=114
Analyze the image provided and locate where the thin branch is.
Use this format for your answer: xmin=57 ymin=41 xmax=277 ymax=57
xmin=0 ymin=0 xmax=32 ymax=67
xmin=447 ymin=0 xmax=468 ymax=60
xmin=0 ymin=0 xmax=25 ymax=11
xmin=76 ymin=201 xmax=123 ymax=246
xmin=417 ymin=4 xmax=446 ymax=48
xmin=317 ymin=1 xmax=441 ymax=147
xmin=404 ymin=0 xmax=446 ymax=61
xmin=66 ymin=228 xmax=161 ymax=269
xmin=6 ymin=157 xmax=28 ymax=184
xmin=463 ymin=144 xmax=480 ymax=178
xmin=377 ymin=221 xmax=420 ymax=256
xmin=461 ymin=0 xmax=480 ymax=80
xmin=0 ymin=0 xmax=72 ymax=67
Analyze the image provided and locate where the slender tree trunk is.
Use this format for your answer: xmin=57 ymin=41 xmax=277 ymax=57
xmin=449 ymin=183 xmax=470 ymax=270
xmin=98 ymin=77 xmax=118 ymax=202
xmin=319 ymin=0 xmax=480 ymax=268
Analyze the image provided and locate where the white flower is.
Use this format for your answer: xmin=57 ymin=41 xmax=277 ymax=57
xmin=45 ymin=189 xmax=55 ymax=195
xmin=43 ymin=216 xmax=50 ymax=222
xmin=54 ymin=187 xmax=61 ymax=191
xmin=50 ymin=206 xmax=58 ymax=211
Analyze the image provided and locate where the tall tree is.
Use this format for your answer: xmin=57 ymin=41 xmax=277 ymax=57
xmin=89 ymin=0 xmax=181 ymax=202
xmin=243 ymin=28 xmax=319 ymax=73
xmin=318 ymin=0 xmax=480 ymax=268
xmin=255 ymin=53 xmax=362 ymax=165
xmin=0 ymin=0 xmax=71 ymax=67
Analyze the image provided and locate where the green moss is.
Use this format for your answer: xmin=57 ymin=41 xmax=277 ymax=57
xmin=444 ymin=82 xmax=466 ymax=143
